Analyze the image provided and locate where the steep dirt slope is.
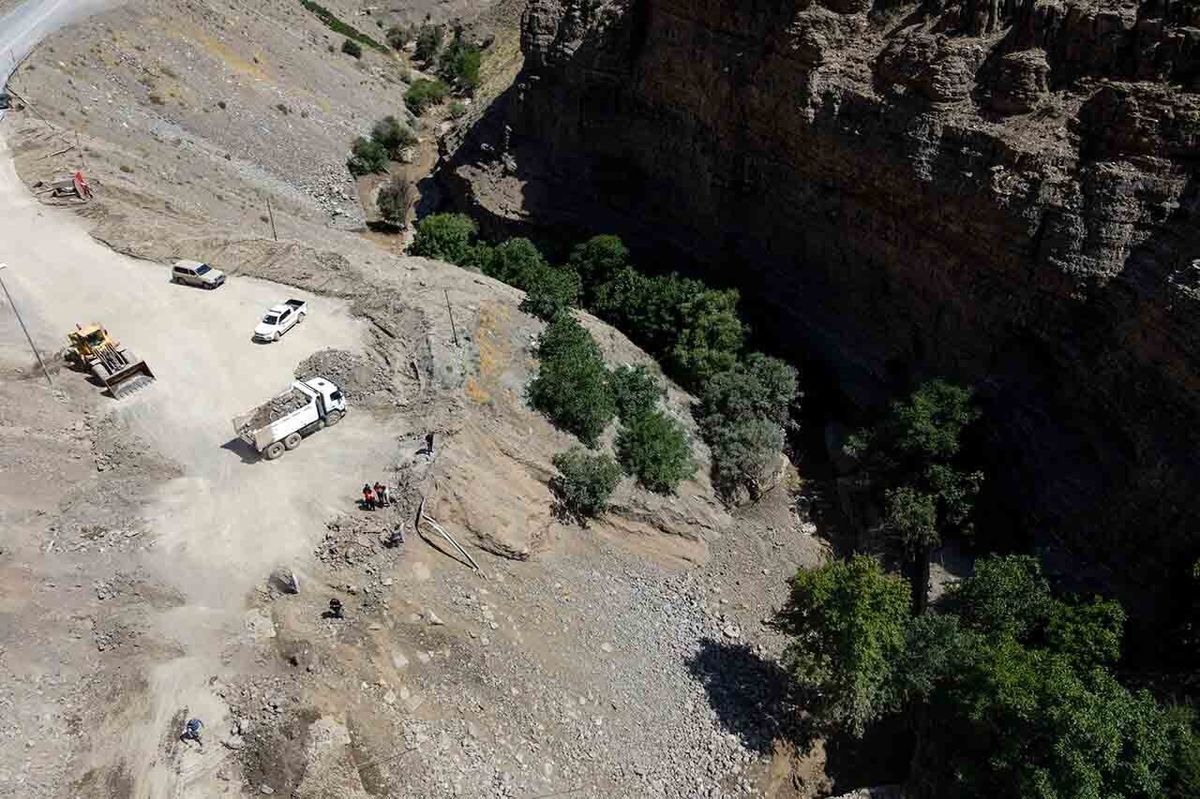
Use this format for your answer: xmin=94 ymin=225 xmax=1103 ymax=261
xmin=444 ymin=0 xmax=1200 ymax=596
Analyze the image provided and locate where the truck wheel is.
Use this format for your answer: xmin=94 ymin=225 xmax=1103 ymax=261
xmin=264 ymin=441 xmax=286 ymax=460
xmin=325 ymin=411 xmax=343 ymax=427
xmin=283 ymin=432 xmax=302 ymax=450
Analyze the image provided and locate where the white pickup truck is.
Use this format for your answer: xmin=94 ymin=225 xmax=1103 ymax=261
xmin=253 ymin=299 xmax=307 ymax=342
xmin=233 ymin=377 xmax=346 ymax=460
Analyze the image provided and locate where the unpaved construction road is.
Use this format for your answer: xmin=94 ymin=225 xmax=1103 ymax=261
xmin=1 ymin=5 xmax=397 ymax=791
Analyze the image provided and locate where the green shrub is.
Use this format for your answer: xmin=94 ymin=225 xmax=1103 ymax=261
xmin=696 ymin=353 xmax=798 ymax=500
xmin=414 ymin=24 xmax=444 ymax=62
xmin=550 ymin=447 xmax=623 ymax=522
xmin=528 ymin=315 xmax=615 ymax=447
xmin=616 ymin=409 xmax=695 ymax=494
xmin=570 ymin=235 xmax=631 ymax=305
xmin=668 ymin=288 xmax=745 ymax=386
xmin=341 ymin=38 xmax=363 ymax=59
xmin=610 ymin=364 xmax=663 ymax=422
xmin=346 ymin=136 xmax=388 ymax=176
xmin=409 ymin=213 xmax=478 ymax=263
xmin=459 ymin=243 xmax=496 ymax=272
xmin=438 ymin=32 xmax=482 ymax=91
xmin=386 ymin=25 xmax=412 ymax=51
xmin=376 ymin=176 xmax=412 ymax=225
xmin=483 ymin=238 xmax=547 ymax=289
xmin=520 ymin=265 xmax=581 ymax=321
xmin=370 ymin=115 xmax=416 ymax=158
xmin=405 ymin=77 xmax=448 ymax=115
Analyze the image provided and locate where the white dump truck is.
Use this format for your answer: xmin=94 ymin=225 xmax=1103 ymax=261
xmin=233 ymin=377 xmax=346 ymax=460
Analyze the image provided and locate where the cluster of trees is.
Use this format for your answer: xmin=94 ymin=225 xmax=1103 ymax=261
xmin=386 ymin=22 xmax=480 ymax=117
xmin=346 ymin=115 xmax=417 ymax=177
xmin=409 ymin=215 xmax=797 ymax=502
xmin=776 ymin=554 xmax=1200 ymax=797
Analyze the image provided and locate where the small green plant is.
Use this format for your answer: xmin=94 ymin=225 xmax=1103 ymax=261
xmin=616 ymin=409 xmax=695 ymax=494
xmin=346 ymin=136 xmax=388 ymax=176
xmin=405 ymin=78 xmax=448 ymax=115
xmin=414 ymin=24 xmax=444 ymax=63
xmin=409 ymin=213 xmax=478 ymax=263
xmin=528 ymin=315 xmax=615 ymax=447
xmin=376 ymin=176 xmax=413 ymax=225
xmin=550 ymin=448 xmax=623 ymax=523
xmin=341 ymin=38 xmax=363 ymax=59
xmin=370 ymin=115 xmax=417 ymax=157
xmin=520 ymin=265 xmax=581 ymax=321
xmin=610 ymin=364 xmax=663 ymax=422
xmin=448 ymin=100 xmax=468 ymax=119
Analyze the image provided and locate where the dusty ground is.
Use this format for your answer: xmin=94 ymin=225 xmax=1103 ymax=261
xmin=0 ymin=1 xmax=829 ymax=797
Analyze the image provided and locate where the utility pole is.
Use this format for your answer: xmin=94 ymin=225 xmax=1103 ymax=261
xmin=265 ymin=197 xmax=278 ymax=241
xmin=444 ymin=289 xmax=458 ymax=346
xmin=0 ymin=263 xmax=52 ymax=386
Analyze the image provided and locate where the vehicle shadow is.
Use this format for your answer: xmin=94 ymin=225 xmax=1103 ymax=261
xmin=220 ymin=437 xmax=260 ymax=464
xmin=685 ymin=638 xmax=813 ymax=755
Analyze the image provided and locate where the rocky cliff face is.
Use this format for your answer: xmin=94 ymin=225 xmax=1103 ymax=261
xmin=444 ymin=0 xmax=1200 ymax=591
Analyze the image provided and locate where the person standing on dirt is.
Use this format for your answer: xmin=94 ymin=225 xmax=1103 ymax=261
xmin=180 ymin=718 xmax=203 ymax=745
xmin=374 ymin=482 xmax=388 ymax=507
xmin=425 ymin=432 xmax=435 ymax=457
xmin=362 ymin=483 xmax=375 ymax=510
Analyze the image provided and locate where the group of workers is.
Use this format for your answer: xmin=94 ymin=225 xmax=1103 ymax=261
xmin=361 ymin=481 xmax=391 ymax=509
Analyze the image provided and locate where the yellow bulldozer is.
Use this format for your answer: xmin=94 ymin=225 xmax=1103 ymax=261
xmin=65 ymin=324 xmax=156 ymax=399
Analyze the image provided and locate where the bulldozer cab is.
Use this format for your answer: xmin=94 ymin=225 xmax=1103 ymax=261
xmin=68 ymin=324 xmax=115 ymax=356
xmin=66 ymin=323 xmax=155 ymax=399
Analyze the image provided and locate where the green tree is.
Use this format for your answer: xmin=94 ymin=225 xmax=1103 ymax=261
xmin=950 ymin=554 xmax=1052 ymax=639
xmin=341 ymin=38 xmax=363 ymax=58
xmin=774 ymin=556 xmax=911 ymax=736
xmin=528 ymin=315 xmax=615 ymax=447
xmin=414 ymin=24 xmax=444 ymax=62
xmin=916 ymin=637 xmax=1174 ymax=798
xmin=550 ymin=447 xmax=623 ymax=523
xmin=520 ymin=265 xmax=581 ymax=321
xmin=615 ymin=409 xmax=695 ymax=494
xmin=569 ymin=234 xmax=630 ymax=305
xmin=405 ymin=78 xmax=448 ymax=115
xmin=370 ymin=115 xmax=416 ymax=158
xmin=610 ymin=364 xmax=663 ymax=422
xmin=346 ymin=136 xmax=388 ymax=176
xmin=409 ymin=213 xmax=478 ymax=263
xmin=668 ymin=288 xmax=745 ymax=387
xmin=850 ymin=380 xmax=982 ymax=613
xmin=696 ymin=354 xmax=798 ymax=501
xmin=438 ymin=31 xmax=482 ymax=91
xmin=483 ymin=237 xmax=546 ymax=289
xmin=375 ymin=176 xmax=413 ymax=226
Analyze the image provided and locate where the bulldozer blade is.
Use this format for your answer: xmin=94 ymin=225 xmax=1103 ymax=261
xmin=96 ymin=354 xmax=156 ymax=399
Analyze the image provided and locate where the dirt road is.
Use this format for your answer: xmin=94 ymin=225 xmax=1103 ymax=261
xmin=0 ymin=120 xmax=398 ymax=799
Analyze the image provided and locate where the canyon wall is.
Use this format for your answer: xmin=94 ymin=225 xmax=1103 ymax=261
xmin=444 ymin=0 xmax=1200 ymax=591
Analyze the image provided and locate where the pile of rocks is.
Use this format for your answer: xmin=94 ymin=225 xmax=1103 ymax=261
xmin=295 ymin=348 xmax=394 ymax=404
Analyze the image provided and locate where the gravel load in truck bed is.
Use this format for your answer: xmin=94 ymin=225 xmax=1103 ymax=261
xmin=238 ymin=388 xmax=308 ymax=434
